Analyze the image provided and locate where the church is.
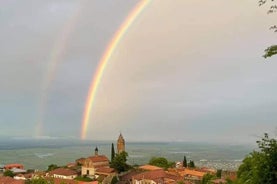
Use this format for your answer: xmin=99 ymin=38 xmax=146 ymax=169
xmin=117 ymin=133 xmax=125 ymax=154
xmin=80 ymin=133 xmax=125 ymax=177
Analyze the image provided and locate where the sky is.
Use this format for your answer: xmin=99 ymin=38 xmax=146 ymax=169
xmin=1 ymin=0 xmax=277 ymax=143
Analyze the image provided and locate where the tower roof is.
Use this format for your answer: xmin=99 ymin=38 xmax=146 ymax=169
xmin=118 ymin=133 xmax=125 ymax=141
xmin=95 ymin=147 xmax=98 ymax=152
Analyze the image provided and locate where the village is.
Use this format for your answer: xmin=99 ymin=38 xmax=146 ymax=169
xmin=0 ymin=134 xmax=237 ymax=184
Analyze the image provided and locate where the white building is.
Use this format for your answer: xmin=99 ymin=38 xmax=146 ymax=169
xmin=48 ymin=168 xmax=78 ymax=180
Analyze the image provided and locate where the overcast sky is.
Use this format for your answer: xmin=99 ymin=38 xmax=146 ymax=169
xmin=1 ymin=0 xmax=277 ymax=143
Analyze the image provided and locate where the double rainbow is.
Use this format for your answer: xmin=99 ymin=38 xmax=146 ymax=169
xmin=81 ymin=0 xmax=151 ymax=140
xmin=36 ymin=5 xmax=83 ymax=137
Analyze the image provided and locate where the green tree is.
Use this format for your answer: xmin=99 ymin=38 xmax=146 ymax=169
xmin=183 ymin=155 xmax=187 ymax=167
xmin=202 ymin=173 xmax=216 ymax=184
xmin=111 ymin=176 xmax=119 ymax=184
xmin=111 ymin=143 xmax=115 ymax=161
xmin=258 ymin=0 xmax=277 ymax=58
xmin=110 ymin=151 xmax=130 ymax=173
xmin=148 ymin=157 xmax=174 ymax=169
xmin=264 ymin=45 xmax=277 ymax=58
xmin=216 ymin=169 xmax=222 ymax=178
xmin=3 ymin=170 xmax=15 ymax=177
xmin=188 ymin=160 xmax=195 ymax=168
xmin=74 ymin=176 xmax=93 ymax=182
xmin=47 ymin=164 xmax=58 ymax=171
xmin=237 ymin=133 xmax=277 ymax=184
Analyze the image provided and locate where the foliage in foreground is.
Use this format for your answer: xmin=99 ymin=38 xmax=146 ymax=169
xmin=3 ymin=170 xmax=15 ymax=177
xmin=258 ymin=0 xmax=277 ymax=58
xmin=264 ymin=45 xmax=277 ymax=58
xmin=237 ymin=133 xmax=277 ymax=184
xmin=202 ymin=173 xmax=216 ymax=184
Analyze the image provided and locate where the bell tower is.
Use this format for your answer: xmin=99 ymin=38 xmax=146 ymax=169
xmin=94 ymin=146 xmax=98 ymax=156
xmin=117 ymin=133 xmax=125 ymax=154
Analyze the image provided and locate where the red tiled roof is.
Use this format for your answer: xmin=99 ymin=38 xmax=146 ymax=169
xmin=133 ymin=170 xmax=180 ymax=182
xmin=49 ymin=168 xmax=78 ymax=176
xmin=180 ymin=169 xmax=206 ymax=178
xmin=87 ymin=155 xmax=109 ymax=162
xmin=95 ymin=167 xmax=115 ymax=174
xmin=78 ymin=181 xmax=98 ymax=184
xmin=76 ymin=158 xmax=86 ymax=165
xmin=53 ymin=178 xmax=78 ymax=184
xmin=67 ymin=163 xmax=77 ymax=167
xmin=4 ymin=164 xmax=24 ymax=169
xmin=120 ymin=170 xmax=143 ymax=181
xmin=0 ymin=176 xmax=24 ymax=184
xmin=139 ymin=165 xmax=163 ymax=171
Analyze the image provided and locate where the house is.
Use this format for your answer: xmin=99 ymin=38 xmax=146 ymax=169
xmin=138 ymin=165 xmax=163 ymax=171
xmin=119 ymin=170 xmax=143 ymax=184
xmin=131 ymin=169 xmax=182 ymax=184
xmin=10 ymin=168 xmax=26 ymax=174
xmin=95 ymin=167 xmax=115 ymax=176
xmin=0 ymin=164 xmax=4 ymax=172
xmin=78 ymin=181 xmax=98 ymax=184
xmin=14 ymin=173 xmax=32 ymax=180
xmin=76 ymin=158 xmax=86 ymax=165
xmin=52 ymin=178 xmax=79 ymax=184
xmin=67 ymin=162 xmax=77 ymax=168
xmin=81 ymin=147 xmax=110 ymax=177
xmin=32 ymin=171 xmax=46 ymax=179
xmin=179 ymin=168 xmax=206 ymax=183
xmin=48 ymin=168 xmax=78 ymax=179
xmin=4 ymin=164 xmax=24 ymax=170
xmin=0 ymin=176 xmax=24 ymax=184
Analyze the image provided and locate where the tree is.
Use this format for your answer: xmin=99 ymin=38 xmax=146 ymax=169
xmin=149 ymin=157 xmax=175 ymax=169
xmin=264 ymin=45 xmax=277 ymax=58
xmin=111 ymin=143 xmax=115 ymax=161
xmin=258 ymin=0 xmax=277 ymax=58
xmin=3 ymin=170 xmax=15 ymax=177
xmin=183 ymin=155 xmax=187 ymax=168
xmin=47 ymin=164 xmax=58 ymax=171
xmin=188 ymin=160 xmax=195 ymax=168
xmin=202 ymin=173 xmax=216 ymax=184
xmin=237 ymin=133 xmax=277 ymax=184
xmin=216 ymin=169 xmax=222 ymax=178
xmin=110 ymin=151 xmax=130 ymax=173
xmin=74 ymin=176 xmax=93 ymax=182
xmin=111 ymin=176 xmax=119 ymax=184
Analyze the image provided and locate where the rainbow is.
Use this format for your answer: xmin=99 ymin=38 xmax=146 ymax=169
xmin=35 ymin=5 xmax=83 ymax=137
xmin=81 ymin=0 xmax=152 ymax=140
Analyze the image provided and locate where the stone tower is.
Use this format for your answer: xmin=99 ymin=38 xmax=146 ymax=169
xmin=117 ymin=133 xmax=125 ymax=154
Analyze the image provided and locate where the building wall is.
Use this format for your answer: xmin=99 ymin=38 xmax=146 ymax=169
xmin=81 ymin=166 xmax=95 ymax=176
xmin=53 ymin=174 xmax=77 ymax=179
xmin=133 ymin=179 xmax=156 ymax=184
